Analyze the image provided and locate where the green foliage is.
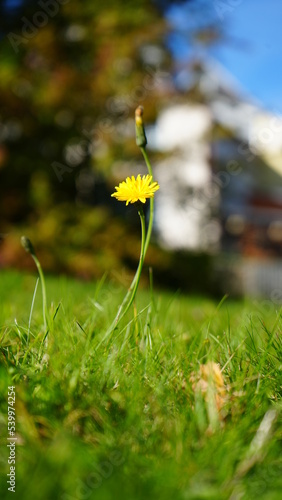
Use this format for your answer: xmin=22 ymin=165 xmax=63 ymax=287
xmin=0 ymin=270 xmax=281 ymax=499
xmin=0 ymin=0 xmax=224 ymax=285
xmin=0 ymin=0 xmax=169 ymax=223
xmin=1 ymin=197 xmax=216 ymax=293
xmin=0 ymin=0 xmax=174 ymax=280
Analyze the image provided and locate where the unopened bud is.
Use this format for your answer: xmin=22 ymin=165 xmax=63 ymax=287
xmin=135 ymin=105 xmax=147 ymax=148
xmin=21 ymin=236 xmax=36 ymax=256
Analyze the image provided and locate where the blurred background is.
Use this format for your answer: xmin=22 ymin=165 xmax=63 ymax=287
xmin=1 ymin=0 xmax=282 ymax=297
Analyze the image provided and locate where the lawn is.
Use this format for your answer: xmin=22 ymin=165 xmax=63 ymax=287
xmin=0 ymin=269 xmax=281 ymax=500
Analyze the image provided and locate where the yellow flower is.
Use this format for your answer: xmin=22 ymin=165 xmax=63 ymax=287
xmin=111 ymin=174 xmax=159 ymax=206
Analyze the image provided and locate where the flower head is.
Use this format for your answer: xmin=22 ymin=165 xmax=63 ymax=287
xmin=111 ymin=174 xmax=159 ymax=206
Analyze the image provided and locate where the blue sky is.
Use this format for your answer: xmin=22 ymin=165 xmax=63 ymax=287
xmin=4 ymin=0 xmax=282 ymax=113
xmin=4 ymin=0 xmax=22 ymax=8
xmin=167 ymin=0 xmax=282 ymax=113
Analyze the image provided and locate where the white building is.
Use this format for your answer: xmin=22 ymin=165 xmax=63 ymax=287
xmin=147 ymin=59 xmax=282 ymax=256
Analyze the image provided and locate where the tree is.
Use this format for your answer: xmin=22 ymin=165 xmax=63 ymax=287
xmin=0 ymin=0 xmax=223 ymax=283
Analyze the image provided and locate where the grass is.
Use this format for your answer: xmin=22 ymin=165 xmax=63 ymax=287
xmin=0 ymin=269 xmax=281 ymax=500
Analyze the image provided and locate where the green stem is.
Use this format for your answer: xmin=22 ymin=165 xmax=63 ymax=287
xmin=111 ymin=207 xmax=146 ymax=327
xmin=116 ymin=206 xmax=146 ymax=323
xmin=140 ymin=146 xmax=154 ymax=256
xmin=98 ymin=207 xmax=146 ymax=347
xmin=98 ymin=143 xmax=155 ymax=348
xmin=32 ymin=254 xmax=48 ymax=331
xmin=108 ymin=147 xmax=154 ymax=326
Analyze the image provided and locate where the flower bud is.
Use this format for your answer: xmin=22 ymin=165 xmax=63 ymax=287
xmin=21 ymin=236 xmax=36 ymax=256
xmin=135 ymin=105 xmax=147 ymax=148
